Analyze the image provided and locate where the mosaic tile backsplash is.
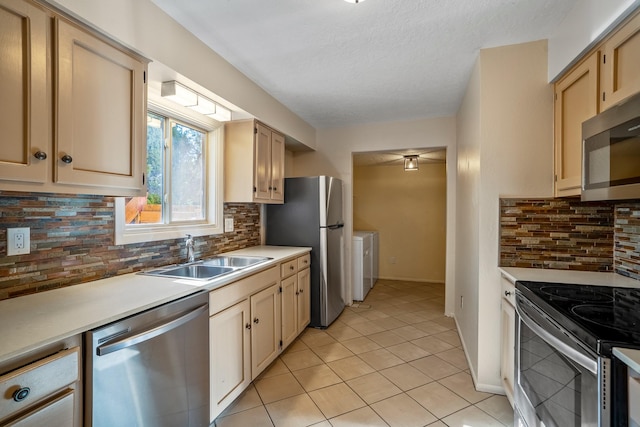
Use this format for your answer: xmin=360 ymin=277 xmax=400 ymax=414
xmin=0 ymin=191 xmax=261 ymax=300
xmin=615 ymin=204 xmax=640 ymax=280
xmin=500 ymin=198 xmax=640 ymax=280
xmin=500 ymin=198 xmax=615 ymax=271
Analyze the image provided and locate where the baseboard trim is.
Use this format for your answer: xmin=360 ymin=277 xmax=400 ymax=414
xmin=452 ymin=316 xmax=506 ymax=396
xmin=378 ymin=276 xmax=445 ymax=284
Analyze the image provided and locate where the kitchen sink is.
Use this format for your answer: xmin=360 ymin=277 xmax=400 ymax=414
xmin=202 ymin=255 xmax=271 ymax=268
xmin=140 ymin=255 xmax=272 ymax=281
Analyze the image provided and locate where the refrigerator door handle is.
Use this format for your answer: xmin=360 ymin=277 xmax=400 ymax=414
xmin=327 ymin=223 xmax=344 ymax=230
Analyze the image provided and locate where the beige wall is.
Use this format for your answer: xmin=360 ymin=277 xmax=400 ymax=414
xmin=292 ymin=117 xmax=457 ymax=312
xmin=353 ymin=163 xmax=446 ymax=283
xmin=455 ymin=39 xmax=554 ymax=393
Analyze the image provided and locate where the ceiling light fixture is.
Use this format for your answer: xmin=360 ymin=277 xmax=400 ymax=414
xmin=161 ymin=80 xmax=233 ymax=121
xmin=404 ymin=155 xmax=419 ymax=171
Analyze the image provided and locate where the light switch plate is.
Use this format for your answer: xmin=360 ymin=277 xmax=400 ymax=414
xmin=224 ymin=217 xmax=234 ymax=232
xmin=7 ymin=227 xmax=30 ymax=256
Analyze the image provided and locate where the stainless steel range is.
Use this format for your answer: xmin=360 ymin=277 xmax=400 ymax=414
xmin=514 ymin=281 xmax=640 ymax=427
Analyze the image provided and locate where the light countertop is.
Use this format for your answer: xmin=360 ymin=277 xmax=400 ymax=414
xmin=499 ymin=267 xmax=640 ymax=289
xmin=0 ymin=246 xmax=310 ymax=364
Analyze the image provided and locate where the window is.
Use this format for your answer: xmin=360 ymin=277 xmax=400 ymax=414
xmin=115 ymin=103 xmax=223 ymax=245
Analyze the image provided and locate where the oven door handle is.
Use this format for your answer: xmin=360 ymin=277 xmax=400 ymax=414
xmin=517 ymin=304 xmax=598 ymax=374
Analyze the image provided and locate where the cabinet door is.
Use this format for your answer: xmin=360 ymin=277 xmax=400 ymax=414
xmin=281 ymin=275 xmax=298 ymax=349
xmin=297 ymin=267 xmax=311 ymax=333
xmin=500 ymin=300 xmax=515 ymax=407
xmin=210 ymin=299 xmax=251 ymax=421
xmin=554 ymin=53 xmax=599 ymax=197
xmin=250 ymin=283 xmax=281 ymax=379
xmin=7 ymin=389 xmax=74 ymax=427
xmin=270 ymin=131 xmax=285 ymax=202
xmin=254 ymin=123 xmax=272 ymax=201
xmin=601 ymin=11 xmax=640 ymax=111
xmin=0 ymin=0 xmax=48 ymax=184
xmin=54 ymin=18 xmax=146 ymax=194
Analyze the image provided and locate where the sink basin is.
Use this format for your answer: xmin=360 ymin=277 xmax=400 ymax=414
xmin=140 ymin=255 xmax=272 ymax=281
xmin=202 ymin=255 xmax=271 ymax=268
xmin=144 ymin=265 xmax=236 ymax=280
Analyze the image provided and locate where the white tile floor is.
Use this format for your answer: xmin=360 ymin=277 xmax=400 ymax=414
xmin=214 ymin=279 xmax=514 ymax=427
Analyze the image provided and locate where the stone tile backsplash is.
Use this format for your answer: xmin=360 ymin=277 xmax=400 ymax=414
xmin=615 ymin=204 xmax=640 ymax=280
xmin=500 ymin=198 xmax=640 ymax=280
xmin=0 ymin=191 xmax=261 ymax=300
xmin=500 ymin=198 xmax=614 ymax=271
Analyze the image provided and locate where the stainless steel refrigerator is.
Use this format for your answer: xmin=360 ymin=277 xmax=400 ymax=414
xmin=266 ymin=176 xmax=345 ymax=328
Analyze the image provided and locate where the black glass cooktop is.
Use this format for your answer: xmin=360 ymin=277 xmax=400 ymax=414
xmin=516 ymin=281 xmax=640 ymax=357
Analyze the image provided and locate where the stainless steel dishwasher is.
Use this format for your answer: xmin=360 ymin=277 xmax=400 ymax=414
xmin=85 ymin=292 xmax=209 ymax=427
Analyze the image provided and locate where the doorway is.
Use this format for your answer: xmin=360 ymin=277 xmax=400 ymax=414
xmin=352 ymin=148 xmax=447 ymax=284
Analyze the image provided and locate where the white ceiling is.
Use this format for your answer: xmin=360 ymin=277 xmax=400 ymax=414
xmin=151 ymin=0 xmax=578 ymax=130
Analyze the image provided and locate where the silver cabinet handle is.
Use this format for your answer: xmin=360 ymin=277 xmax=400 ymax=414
xmin=246 ymin=323 xmax=251 ymax=330
xmin=504 ymin=291 xmax=512 ymax=297
xmin=253 ymin=317 xmax=259 ymax=324
xmin=97 ymin=304 xmax=207 ymax=356
xmin=34 ymin=151 xmax=47 ymax=160
xmin=61 ymin=154 xmax=73 ymax=164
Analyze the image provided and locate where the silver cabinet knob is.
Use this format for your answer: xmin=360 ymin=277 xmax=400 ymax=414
xmin=34 ymin=151 xmax=47 ymax=160
xmin=504 ymin=291 xmax=513 ymax=297
xmin=61 ymin=154 xmax=73 ymax=164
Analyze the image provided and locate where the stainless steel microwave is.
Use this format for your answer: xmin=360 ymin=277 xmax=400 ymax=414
xmin=582 ymin=92 xmax=640 ymax=201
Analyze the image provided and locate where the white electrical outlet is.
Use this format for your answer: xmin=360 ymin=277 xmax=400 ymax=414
xmin=224 ymin=217 xmax=234 ymax=232
xmin=7 ymin=227 xmax=30 ymax=256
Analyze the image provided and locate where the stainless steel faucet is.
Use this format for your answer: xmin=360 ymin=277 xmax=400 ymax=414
xmin=185 ymin=234 xmax=195 ymax=263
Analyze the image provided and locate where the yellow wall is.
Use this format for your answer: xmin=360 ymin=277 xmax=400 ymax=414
xmin=353 ymin=162 xmax=446 ymax=283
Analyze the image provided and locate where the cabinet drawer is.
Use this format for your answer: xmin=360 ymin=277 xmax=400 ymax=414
xmin=501 ymin=276 xmax=516 ymax=308
xmin=5 ymin=389 xmax=74 ymax=427
xmin=297 ymin=254 xmax=310 ymax=270
xmin=209 ymin=266 xmax=280 ymax=315
xmin=281 ymin=259 xmax=297 ymax=278
xmin=0 ymin=347 xmax=79 ymax=421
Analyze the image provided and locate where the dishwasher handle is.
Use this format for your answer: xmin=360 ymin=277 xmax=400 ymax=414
xmin=97 ymin=304 xmax=208 ymax=356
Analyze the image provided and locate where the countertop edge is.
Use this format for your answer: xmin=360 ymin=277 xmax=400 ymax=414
xmin=0 ymin=245 xmax=311 ymax=364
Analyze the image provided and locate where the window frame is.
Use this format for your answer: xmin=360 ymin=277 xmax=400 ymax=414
xmin=114 ymin=99 xmax=224 ymax=245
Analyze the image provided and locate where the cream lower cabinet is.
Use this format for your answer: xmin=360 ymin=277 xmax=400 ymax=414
xmin=0 ymin=339 xmax=81 ymax=427
xmin=500 ymin=275 xmax=516 ymax=407
xmin=250 ymin=283 xmax=281 ymax=378
xmin=209 ymin=254 xmax=311 ymax=421
xmin=281 ymin=254 xmax=311 ymax=349
xmin=209 ymin=298 xmax=251 ymax=421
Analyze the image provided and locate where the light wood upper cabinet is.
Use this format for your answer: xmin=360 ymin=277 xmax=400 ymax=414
xmin=553 ymin=9 xmax=640 ymax=198
xmin=554 ymin=53 xmax=599 ymax=197
xmin=54 ymin=18 xmax=147 ymax=194
xmin=0 ymin=0 xmax=148 ymax=196
xmin=0 ymin=0 xmax=48 ymax=184
xmin=600 ymin=11 xmax=640 ymax=111
xmin=224 ymin=120 xmax=285 ymax=204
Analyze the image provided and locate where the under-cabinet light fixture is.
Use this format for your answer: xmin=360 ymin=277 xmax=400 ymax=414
xmin=161 ymin=80 xmax=233 ymax=121
xmin=161 ymin=81 xmax=197 ymax=106
xmin=404 ymin=155 xmax=419 ymax=171
xmin=344 ymin=0 xmax=366 ymax=3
